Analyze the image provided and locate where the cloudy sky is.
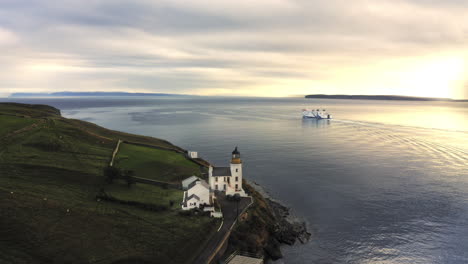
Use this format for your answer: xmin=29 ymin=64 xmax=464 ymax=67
xmin=1 ymin=0 xmax=467 ymax=98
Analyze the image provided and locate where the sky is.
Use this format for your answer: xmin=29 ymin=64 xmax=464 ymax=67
xmin=1 ymin=0 xmax=468 ymax=98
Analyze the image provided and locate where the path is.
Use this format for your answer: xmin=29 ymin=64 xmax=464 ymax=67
xmin=192 ymin=193 xmax=252 ymax=264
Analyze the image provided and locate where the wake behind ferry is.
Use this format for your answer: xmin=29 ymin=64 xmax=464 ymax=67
xmin=302 ymin=108 xmax=332 ymax=119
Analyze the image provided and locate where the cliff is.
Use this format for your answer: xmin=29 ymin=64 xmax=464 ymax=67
xmin=227 ymin=182 xmax=310 ymax=260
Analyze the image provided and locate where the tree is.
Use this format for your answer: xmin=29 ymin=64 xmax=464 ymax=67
xmin=103 ymin=166 xmax=121 ymax=184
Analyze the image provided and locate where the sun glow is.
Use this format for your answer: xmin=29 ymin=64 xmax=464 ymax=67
xmin=321 ymin=55 xmax=468 ymax=99
xmin=397 ymin=56 xmax=466 ymax=99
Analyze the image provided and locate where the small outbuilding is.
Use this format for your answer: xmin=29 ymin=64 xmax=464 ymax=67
xmin=182 ymin=175 xmax=200 ymax=190
xmin=181 ymin=178 xmax=211 ymax=210
xmin=187 ymin=151 xmax=198 ymax=159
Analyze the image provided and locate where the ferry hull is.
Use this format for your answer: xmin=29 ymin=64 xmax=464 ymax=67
xmin=302 ymin=115 xmax=332 ymax=119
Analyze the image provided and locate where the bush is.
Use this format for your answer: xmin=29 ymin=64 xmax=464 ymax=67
xmin=103 ymin=166 xmax=121 ymax=183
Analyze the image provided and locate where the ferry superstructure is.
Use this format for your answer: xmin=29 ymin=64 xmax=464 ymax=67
xmin=302 ymin=108 xmax=332 ymax=119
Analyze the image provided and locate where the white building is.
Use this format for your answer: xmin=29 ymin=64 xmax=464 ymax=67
xmin=182 ymin=175 xmax=200 ymax=190
xmin=187 ymin=151 xmax=198 ymax=159
xmin=181 ymin=178 xmax=211 ymax=210
xmin=209 ymin=147 xmax=247 ymax=197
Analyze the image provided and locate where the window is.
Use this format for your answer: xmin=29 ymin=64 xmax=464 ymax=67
xmin=235 ymin=177 xmax=238 ymax=182
xmin=236 ymin=168 xmax=238 ymax=172
xmin=235 ymin=184 xmax=238 ymax=190
xmin=215 ymin=184 xmax=218 ymax=190
xmin=223 ymin=184 xmax=226 ymax=190
xmin=215 ymin=177 xmax=218 ymax=182
xmin=227 ymin=178 xmax=230 ymax=184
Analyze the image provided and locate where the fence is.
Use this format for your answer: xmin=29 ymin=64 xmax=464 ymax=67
xmin=133 ymin=176 xmax=182 ymax=190
xmin=109 ymin=139 xmax=122 ymax=166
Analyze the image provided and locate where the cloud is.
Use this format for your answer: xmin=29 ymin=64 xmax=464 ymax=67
xmin=0 ymin=0 xmax=467 ymax=98
xmin=0 ymin=27 xmax=18 ymax=46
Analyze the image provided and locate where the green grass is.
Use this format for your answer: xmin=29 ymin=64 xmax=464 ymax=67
xmin=0 ymin=103 xmax=217 ymax=264
xmin=0 ymin=115 xmax=37 ymax=136
xmin=0 ymin=102 xmax=61 ymax=118
xmin=1 ymin=190 xmax=217 ymax=264
xmin=115 ymin=143 xmax=202 ymax=182
xmin=104 ymin=180 xmax=183 ymax=209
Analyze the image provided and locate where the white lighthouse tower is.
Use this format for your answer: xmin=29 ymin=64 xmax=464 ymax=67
xmin=229 ymin=147 xmax=246 ymax=196
xmin=208 ymin=147 xmax=247 ymax=197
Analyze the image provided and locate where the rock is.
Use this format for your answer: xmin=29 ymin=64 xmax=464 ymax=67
xmin=264 ymin=238 xmax=283 ymax=260
xmin=266 ymin=198 xmax=311 ymax=246
xmin=233 ymin=182 xmax=311 ymax=262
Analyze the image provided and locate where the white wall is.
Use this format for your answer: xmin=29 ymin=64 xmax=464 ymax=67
xmin=230 ymin=163 xmax=242 ymax=190
xmin=188 ymin=182 xmax=210 ymax=205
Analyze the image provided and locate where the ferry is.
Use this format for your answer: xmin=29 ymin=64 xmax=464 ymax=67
xmin=302 ymin=108 xmax=332 ymax=119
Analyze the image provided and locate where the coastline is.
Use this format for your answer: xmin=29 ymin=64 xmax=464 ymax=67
xmin=1 ymin=102 xmax=310 ymax=263
xmin=251 ymin=182 xmax=311 ymax=255
xmin=225 ymin=180 xmax=311 ymax=261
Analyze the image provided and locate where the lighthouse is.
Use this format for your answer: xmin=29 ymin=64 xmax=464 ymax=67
xmin=230 ymin=147 xmax=243 ymax=194
xmin=208 ymin=147 xmax=247 ymax=197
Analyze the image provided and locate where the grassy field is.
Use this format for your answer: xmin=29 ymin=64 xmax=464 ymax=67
xmin=0 ymin=115 xmax=37 ymax=136
xmin=0 ymin=103 xmax=217 ymax=264
xmin=115 ymin=143 xmax=202 ymax=182
xmin=104 ymin=180 xmax=183 ymax=209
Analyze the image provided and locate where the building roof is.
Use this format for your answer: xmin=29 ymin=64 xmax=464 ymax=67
xmin=182 ymin=175 xmax=200 ymax=185
xmin=187 ymin=194 xmax=200 ymax=201
xmin=227 ymin=255 xmax=263 ymax=264
xmin=232 ymin=146 xmax=240 ymax=155
xmin=187 ymin=179 xmax=210 ymax=190
xmin=212 ymin=167 xmax=231 ymax=177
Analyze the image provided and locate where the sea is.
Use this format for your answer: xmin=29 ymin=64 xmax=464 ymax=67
xmin=3 ymin=96 xmax=468 ymax=264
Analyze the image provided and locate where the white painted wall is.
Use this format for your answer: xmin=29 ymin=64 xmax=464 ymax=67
xmin=187 ymin=181 xmax=210 ymax=205
xmin=188 ymin=151 xmax=198 ymax=158
xmin=209 ymin=166 xmax=214 ymax=189
xmin=208 ymin=163 xmax=247 ymax=196
xmin=230 ymin=163 xmax=242 ymax=190
xmin=182 ymin=194 xmax=200 ymax=210
xmin=228 ymin=162 xmax=246 ymax=196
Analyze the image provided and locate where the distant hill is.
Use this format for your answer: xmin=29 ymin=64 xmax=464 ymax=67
xmin=305 ymin=94 xmax=468 ymax=102
xmin=10 ymin=91 xmax=185 ymax=97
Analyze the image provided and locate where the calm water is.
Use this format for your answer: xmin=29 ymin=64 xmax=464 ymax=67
xmin=3 ymin=97 xmax=468 ymax=264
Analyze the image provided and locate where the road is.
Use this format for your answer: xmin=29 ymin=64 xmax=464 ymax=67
xmin=192 ymin=193 xmax=252 ymax=264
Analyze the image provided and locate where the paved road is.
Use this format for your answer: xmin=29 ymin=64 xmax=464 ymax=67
xmin=192 ymin=193 xmax=252 ymax=264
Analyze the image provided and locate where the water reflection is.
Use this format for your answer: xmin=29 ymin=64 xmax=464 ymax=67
xmin=302 ymin=118 xmax=331 ymax=128
xmin=2 ymin=96 xmax=468 ymax=263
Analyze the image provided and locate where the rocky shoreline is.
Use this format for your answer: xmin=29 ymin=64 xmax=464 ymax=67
xmin=230 ymin=182 xmax=311 ymax=261
xmin=265 ymin=197 xmax=311 ymax=259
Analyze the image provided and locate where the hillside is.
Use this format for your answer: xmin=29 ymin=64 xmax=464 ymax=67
xmin=0 ymin=102 xmax=217 ymax=264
